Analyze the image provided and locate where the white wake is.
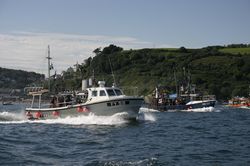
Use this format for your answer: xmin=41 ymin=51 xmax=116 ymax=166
xmin=137 ymin=108 xmax=157 ymax=122
xmin=180 ymin=106 xmax=216 ymax=112
xmin=0 ymin=107 xmax=158 ymax=125
xmin=0 ymin=111 xmax=26 ymax=121
xmin=1 ymin=111 xmax=158 ymax=125
xmin=0 ymin=111 xmax=132 ymax=125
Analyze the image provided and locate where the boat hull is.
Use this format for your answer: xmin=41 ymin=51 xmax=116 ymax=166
xmin=25 ymin=98 xmax=144 ymax=120
xmin=186 ymin=100 xmax=216 ymax=109
xmin=151 ymin=100 xmax=216 ymax=111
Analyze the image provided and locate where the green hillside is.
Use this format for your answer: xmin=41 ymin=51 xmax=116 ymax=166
xmin=219 ymin=44 xmax=250 ymax=55
xmin=219 ymin=47 xmax=250 ymax=54
xmin=0 ymin=67 xmax=44 ymax=89
xmin=51 ymin=44 xmax=250 ymax=100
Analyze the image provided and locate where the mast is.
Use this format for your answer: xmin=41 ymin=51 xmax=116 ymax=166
xmin=174 ymin=69 xmax=178 ymax=97
xmin=46 ymin=45 xmax=52 ymax=92
xmin=108 ymin=54 xmax=116 ymax=87
xmin=249 ymin=85 xmax=250 ymax=97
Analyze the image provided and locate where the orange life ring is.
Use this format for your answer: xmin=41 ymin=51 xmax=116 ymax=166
xmin=77 ymin=106 xmax=89 ymax=112
xmin=35 ymin=112 xmax=42 ymax=118
xmin=77 ymin=106 xmax=83 ymax=112
xmin=83 ymin=107 xmax=89 ymax=112
xmin=52 ymin=111 xmax=60 ymax=116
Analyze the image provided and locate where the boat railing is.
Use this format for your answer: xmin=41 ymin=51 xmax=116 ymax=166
xmin=30 ymin=99 xmax=77 ymax=109
xmin=180 ymin=94 xmax=216 ymax=101
xmin=24 ymin=87 xmax=44 ymax=94
xmin=202 ymin=95 xmax=216 ymax=101
xmin=49 ymin=100 xmax=76 ymax=108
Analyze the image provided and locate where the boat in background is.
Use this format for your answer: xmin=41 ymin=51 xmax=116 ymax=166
xmin=228 ymin=97 xmax=250 ymax=109
xmin=148 ymin=67 xmax=216 ymax=111
xmin=149 ymin=87 xmax=216 ymax=112
xmin=2 ymin=101 xmax=13 ymax=105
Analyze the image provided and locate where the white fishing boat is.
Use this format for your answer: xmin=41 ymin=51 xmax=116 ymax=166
xmin=25 ymin=81 xmax=144 ymax=120
xmin=2 ymin=101 xmax=13 ymax=105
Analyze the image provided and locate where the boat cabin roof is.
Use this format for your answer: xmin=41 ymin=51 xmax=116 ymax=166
xmin=77 ymin=81 xmax=125 ymax=99
xmin=87 ymin=86 xmax=124 ymax=99
xmin=28 ymin=89 xmax=49 ymax=96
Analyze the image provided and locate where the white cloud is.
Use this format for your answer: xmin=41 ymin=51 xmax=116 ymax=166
xmin=0 ymin=32 xmax=154 ymax=76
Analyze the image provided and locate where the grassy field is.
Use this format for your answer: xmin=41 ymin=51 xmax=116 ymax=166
xmin=219 ymin=47 xmax=250 ymax=55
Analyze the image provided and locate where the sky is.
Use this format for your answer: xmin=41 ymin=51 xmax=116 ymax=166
xmin=0 ymin=0 xmax=249 ymax=76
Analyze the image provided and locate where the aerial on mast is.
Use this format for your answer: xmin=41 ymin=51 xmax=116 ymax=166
xmin=46 ymin=45 xmax=52 ymax=92
xmin=108 ymin=54 xmax=116 ymax=87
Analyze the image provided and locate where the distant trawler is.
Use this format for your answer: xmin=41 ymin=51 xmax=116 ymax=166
xmin=149 ymin=86 xmax=216 ymax=111
xmin=148 ymin=68 xmax=216 ymax=112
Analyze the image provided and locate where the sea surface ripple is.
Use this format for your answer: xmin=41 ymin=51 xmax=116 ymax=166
xmin=0 ymin=104 xmax=250 ymax=165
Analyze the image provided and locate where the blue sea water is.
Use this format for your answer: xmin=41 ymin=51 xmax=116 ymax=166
xmin=0 ymin=104 xmax=250 ymax=166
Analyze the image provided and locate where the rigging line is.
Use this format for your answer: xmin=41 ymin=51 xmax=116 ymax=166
xmin=108 ymin=54 xmax=116 ymax=87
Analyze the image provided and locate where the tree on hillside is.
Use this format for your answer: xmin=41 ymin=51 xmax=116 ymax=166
xmin=179 ymin=46 xmax=187 ymax=53
xmin=93 ymin=47 xmax=101 ymax=56
xmin=102 ymin=44 xmax=123 ymax=54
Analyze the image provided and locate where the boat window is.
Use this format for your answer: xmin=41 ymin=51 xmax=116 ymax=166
xmin=107 ymin=89 xmax=116 ymax=96
xmin=125 ymin=101 xmax=130 ymax=105
xmin=100 ymin=90 xmax=106 ymax=96
xmin=92 ymin=90 xmax=97 ymax=97
xmin=114 ymin=89 xmax=123 ymax=96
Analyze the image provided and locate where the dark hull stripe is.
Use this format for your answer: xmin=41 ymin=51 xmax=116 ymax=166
xmin=151 ymin=100 xmax=216 ymax=111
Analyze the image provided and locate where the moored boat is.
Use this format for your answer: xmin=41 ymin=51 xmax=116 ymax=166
xmin=148 ymin=86 xmax=216 ymax=111
xmin=147 ymin=67 xmax=216 ymax=111
xmin=227 ymin=97 xmax=250 ymax=109
xmin=2 ymin=101 xmax=13 ymax=105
